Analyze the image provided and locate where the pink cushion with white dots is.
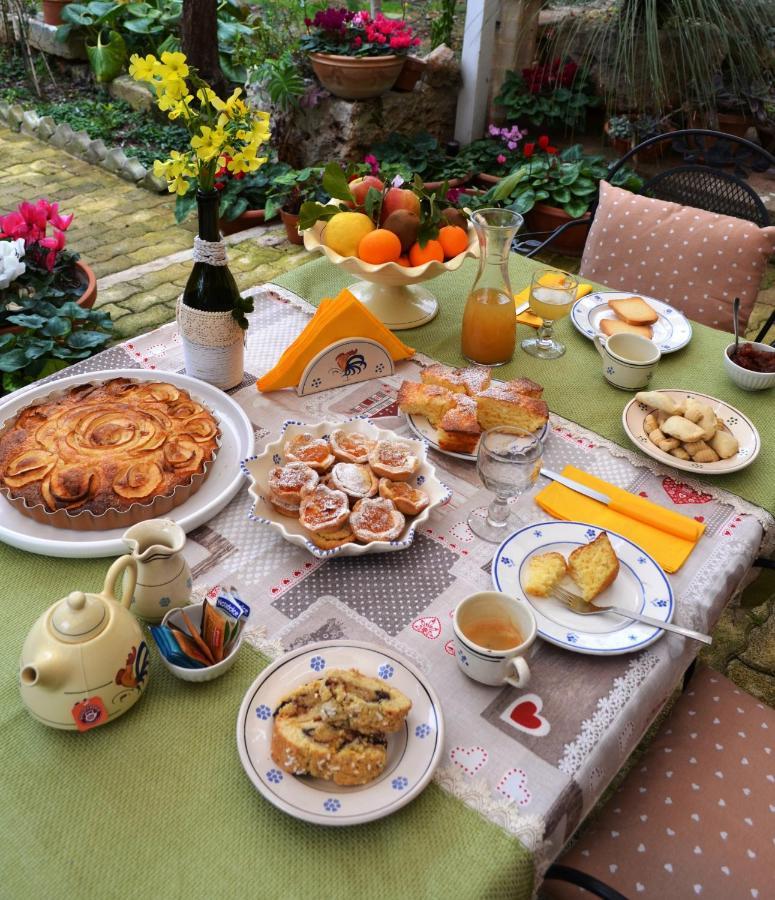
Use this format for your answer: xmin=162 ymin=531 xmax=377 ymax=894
xmin=579 ymin=181 xmax=775 ymax=332
xmin=544 ymin=665 xmax=774 ymax=900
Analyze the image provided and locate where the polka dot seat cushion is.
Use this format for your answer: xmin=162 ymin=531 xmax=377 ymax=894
xmin=543 ymin=665 xmax=774 ymax=900
xmin=579 ymin=181 xmax=775 ymax=332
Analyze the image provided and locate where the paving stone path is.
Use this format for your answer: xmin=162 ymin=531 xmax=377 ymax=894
xmin=1 ymin=125 xmax=772 ymax=705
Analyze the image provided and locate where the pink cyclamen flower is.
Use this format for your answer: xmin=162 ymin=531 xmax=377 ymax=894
xmin=496 ymin=154 xmax=507 ymax=165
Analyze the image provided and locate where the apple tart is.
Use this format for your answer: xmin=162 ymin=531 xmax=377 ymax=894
xmin=0 ymin=378 xmax=220 ymax=529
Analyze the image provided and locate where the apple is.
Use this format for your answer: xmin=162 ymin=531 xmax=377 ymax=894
xmin=380 ymin=187 xmax=421 ymax=223
xmin=347 ymin=175 xmax=384 ymax=208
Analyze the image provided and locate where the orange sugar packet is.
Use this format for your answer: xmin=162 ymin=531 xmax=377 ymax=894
xmin=180 ymin=609 xmax=216 ymax=665
xmin=169 ymin=626 xmax=214 ymax=667
xmin=201 ymin=600 xmax=226 ymax=663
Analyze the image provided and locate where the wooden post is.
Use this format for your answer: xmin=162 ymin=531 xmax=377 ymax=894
xmin=488 ymin=0 xmax=542 ymax=122
xmin=454 ymin=0 xmax=499 ymax=143
xmin=370 ymin=1 xmax=382 ymax=15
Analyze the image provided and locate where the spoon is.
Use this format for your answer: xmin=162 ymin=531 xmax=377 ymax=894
xmin=732 ymin=296 xmax=741 ymax=358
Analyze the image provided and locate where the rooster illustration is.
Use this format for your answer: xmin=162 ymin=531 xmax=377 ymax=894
xmin=333 ymin=349 xmax=367 ymax=378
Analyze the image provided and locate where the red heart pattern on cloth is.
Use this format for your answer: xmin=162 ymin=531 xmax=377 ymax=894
xmin=662 ymin=477 xmax=713 ymax=505
xmin=499 ymin=693 xmax=551 ymax=737
xmin=450 ymin=746 xmax=488 ymax=776
xmin=496 ymin=767 xmax=532 ymax=806
xmin=412 ymin=616 xmax=441 ymax=640
xmin=443 ymin=640 xmax=456 ymax=656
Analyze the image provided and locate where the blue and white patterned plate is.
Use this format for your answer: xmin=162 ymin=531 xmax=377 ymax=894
xmin=492 ymin=521 xmax=674 ymax=656
xmin=571 ymin=291 xmax=692 ymax=354
xmin=236 ymin=641 xmax=444 ymax=826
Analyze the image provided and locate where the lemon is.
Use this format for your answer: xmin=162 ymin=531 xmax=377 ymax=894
xmin=324 ymin=212 xmax=375 ymax=258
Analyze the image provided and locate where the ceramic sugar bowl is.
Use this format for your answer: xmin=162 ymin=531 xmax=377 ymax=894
xmin=123 ymin=518 xmax=193 ymax=623
xmin=19 ymin=555 xmax=150 ymax=731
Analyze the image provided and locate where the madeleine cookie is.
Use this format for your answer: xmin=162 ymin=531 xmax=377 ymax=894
xmin=329 ymin=462 xmax=379 ymax=500
xmin=378 ymin=478 xmax=429 ymax=516
xmin=298 ymin=484 xmax=350 ymax=533
xmin=268 ymin=461 xmax=319 ymax=507
xmin=284 ymin=432 xmax=335 ymax=472
xmin=350 ymin=497 xmax=405 ymax=543
xmin=329 ymin=429 xmax=376 ymax=464
xmin=367 ymin=440 xmax=420 ymax=481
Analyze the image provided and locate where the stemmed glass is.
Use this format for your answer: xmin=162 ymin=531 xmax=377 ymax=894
xmin=521 ymin=269 xmax=578 ymax=360
xmin=468 ymin=427 xmax=544 ymax=543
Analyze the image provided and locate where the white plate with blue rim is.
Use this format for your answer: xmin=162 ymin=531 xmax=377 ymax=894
xmin=492 ymin=521 xmax=674 ymax=655
xmin=241 ymin=418 xmax=451 ymax=559
xmin=236 ymin=640 xmax=444 ymax=826
xmin=571 ymin=291 xmax=692 ymax=354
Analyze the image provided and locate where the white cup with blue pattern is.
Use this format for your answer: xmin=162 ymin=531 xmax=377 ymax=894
xmin=452 ymin=591 xmax=537 ymax=687
xmin=593 ymin=331 xmax=661 ymax=390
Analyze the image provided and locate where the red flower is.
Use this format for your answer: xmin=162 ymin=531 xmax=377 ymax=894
xmin=523 ymin=142 xmax=535 ymax=158
xmin=234 ymin=171 xmax=245 ymax=181
xmin=214 ymin=181 xmax=225 ymax=191
xmin=537 ymin=135 xmax=558 ymax=153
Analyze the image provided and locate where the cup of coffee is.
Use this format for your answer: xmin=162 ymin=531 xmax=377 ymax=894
xmin=452 ymin=591 xmax=537 ymax=688
xmin=593 ymin=331 xmax=661 ymax=390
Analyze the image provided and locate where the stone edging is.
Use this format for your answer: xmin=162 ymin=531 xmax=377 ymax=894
xmin=0 ymin=100 xmax=167 ymax=194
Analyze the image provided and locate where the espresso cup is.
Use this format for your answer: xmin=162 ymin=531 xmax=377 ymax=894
xmin=593 ymin=331 xmax=661 ymax=390
xmin=452 ymin=591 xmax=537 ymax=688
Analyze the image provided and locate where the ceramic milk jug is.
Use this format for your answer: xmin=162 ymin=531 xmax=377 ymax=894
xmin=123 ymin=518 xmax=192 ymax=623
xmin=19 ymin=555 xmax=149 ymax=731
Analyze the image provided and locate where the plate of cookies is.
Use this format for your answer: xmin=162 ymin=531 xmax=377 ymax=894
xmin=493 ymin=523 xmax=674 ymax=655
xmin=571 ymin=291 xmax=692 ymax=353
xmin=241 ymin=419 xmax=451 ymax=558
xmin=398 ymin=363 xmax=550 ymax=461
xmin=236 ymin=641 xmax=444 ymax=826
xmin=623 ymin=389 xmax=760 ymax=474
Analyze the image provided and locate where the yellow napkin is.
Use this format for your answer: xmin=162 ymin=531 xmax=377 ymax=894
xmin=257 ymin=289 xmax=414 ymax=392
xmin=514 ymin=278 xmax=594 ymax=328
xmin=534 ymin=465 xmax=705 ymax=573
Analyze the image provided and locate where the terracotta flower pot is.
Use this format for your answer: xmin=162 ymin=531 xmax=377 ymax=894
xmin=474 ymin=172 xmax=503 ymax=187
xmin=42 ymin=0 xmax=72 ymax=26
xmin=525 ymin=204 xmax=591 ymax=257
xmin=219 ymin=208 xmax=266 ymax=237
xmin=716 ymin=112 xmax=754 ymax=139
xmin=308 ymin=52 xmax=405 ymax=100
xmin=421 ymin=173 xmax=472 ymax=192
xmin=392 ymin=56 xmax=426 ymax=93
xmin=1 ymin=260 xmax=96 ymax=335
xmin=280 ymin=208 xmax=303 ymax=245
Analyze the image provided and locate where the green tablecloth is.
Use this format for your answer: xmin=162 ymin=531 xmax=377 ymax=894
xmin=274 ymin=255 xmax=775 ymax=514
xmin=0 ymin=547 xmax=532 ymax=899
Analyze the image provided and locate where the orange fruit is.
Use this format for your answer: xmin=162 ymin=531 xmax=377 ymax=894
xmin=438 ymin=225 xmax=469 ymax=259
xmin=396 ymin=255 xmax=411 ymax=267
xmin=409 ymin=239 xmax=444 ymax=266
xmin=358 ymin=228 xmax=401 ymax=264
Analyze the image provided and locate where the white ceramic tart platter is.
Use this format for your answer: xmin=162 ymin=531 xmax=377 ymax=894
xmin=0 ymin=369 xmax=254 ymax=558
xmin=404 ymin=379 xmax=550 ymax=462
xmin=241 ymin=419 xmax=451 ymax=559
xmin=571 ymin=291 xmax=692 ymax=354
xmin=492 ymin=521 xmax=674 ymax=656
xmin=236 ymin=641 xmax=444 ymax=826
xmin=622 ymin=389 xmax=760 ymax=475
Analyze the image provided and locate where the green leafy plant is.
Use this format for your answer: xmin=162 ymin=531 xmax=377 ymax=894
xmin=606 ymin=115 xmax=633 ymax=141
xmin=369 ymin=132 xmax=470 ymax=183
xmin=266 ymin=166 xmax=329 ymax=220
xmin=0 ymin=303 xmax=113 ymax=395
xmin=494 ymin=62 xmax=600 ymax=132
xmin=252 ymin=52 xmax=306 ymax=111
xmin=430 ymin=0 xmax=456 ymax=50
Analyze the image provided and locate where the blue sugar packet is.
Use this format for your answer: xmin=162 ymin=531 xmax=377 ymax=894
xmin=149 ymin=626 xmax=207 ymax=669
xmin=216 ymin=589 xmax=250 ymax=620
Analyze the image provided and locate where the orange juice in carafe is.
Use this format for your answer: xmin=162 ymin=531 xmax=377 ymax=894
xmin=461 ymin=288 xmax=516 ymax=365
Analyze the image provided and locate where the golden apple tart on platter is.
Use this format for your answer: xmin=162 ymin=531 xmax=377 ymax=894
xmin=0 ymin=377 xmax=220 ymax=530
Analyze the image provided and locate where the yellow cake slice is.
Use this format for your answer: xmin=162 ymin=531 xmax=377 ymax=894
xmin=524 ymin=551 xmax=568 ymax=597
xmin=567 ymin=532 xmax=620 ymax=601
xmin=475 ymin=383 xmax=549 ymax=433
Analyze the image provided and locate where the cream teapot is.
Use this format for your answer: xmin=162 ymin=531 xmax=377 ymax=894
xmin=19 ymin=555 xmax=149 ymax=731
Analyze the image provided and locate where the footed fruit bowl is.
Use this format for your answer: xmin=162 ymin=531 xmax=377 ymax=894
xmin=303 ymin=221 xmax=478 ymax=330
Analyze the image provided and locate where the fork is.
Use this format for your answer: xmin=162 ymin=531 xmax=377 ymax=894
xmin=551 ymin=585 xmax=712 ymax=645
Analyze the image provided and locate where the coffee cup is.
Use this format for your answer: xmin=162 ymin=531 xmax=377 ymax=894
xmin=593 ymin=331 xmax=661 ymax=390
xmin=452 ymin=591 xmax=537 ymax=688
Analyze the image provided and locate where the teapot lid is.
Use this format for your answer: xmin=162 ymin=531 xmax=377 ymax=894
xmin=51 ymin=591 xmax=109 ymax=643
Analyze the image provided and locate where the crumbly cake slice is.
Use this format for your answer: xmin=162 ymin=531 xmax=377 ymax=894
xmin=503 ymin=377 xmax=544 ymax=399
xmin=567 ymin=532 xmax=620 ymax=601
xmin=436 ymin=395 xmax=482 ymax=454
xmin=274 ymin=668 xmax=412 ymax=735
xmin=397 ymin=381 xmax=456 ymax=426
xmin=476 ymin=384 xmax=549 ymax=433
xmin=524 ymin=552 xmax=567 ymax=597
xmin=420 ymin=363 xmax=492 ymax=396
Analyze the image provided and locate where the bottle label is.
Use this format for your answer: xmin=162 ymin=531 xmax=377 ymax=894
xmin=177 ymin=302 xmax=245 ymax=390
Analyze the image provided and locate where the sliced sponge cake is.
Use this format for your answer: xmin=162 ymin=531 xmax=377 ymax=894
xmin=567 ymin=532 xmax=620 ymax=601
xmin=524 ymin=551 xmax=568 ymax=597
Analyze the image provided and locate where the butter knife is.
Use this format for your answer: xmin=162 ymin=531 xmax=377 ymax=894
xmin=515 ymin=300 xmax=530 ymax=315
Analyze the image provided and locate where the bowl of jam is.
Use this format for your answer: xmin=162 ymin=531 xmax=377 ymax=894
xmin=724 ymin=341 xmax=775 ymax=391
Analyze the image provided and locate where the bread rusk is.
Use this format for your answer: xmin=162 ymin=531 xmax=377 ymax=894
xmin=608 ymin=296 xmax=659 ymax=325
xmin=599 ymin=318 xmax=653 ymax=339
xmin=567 ymin=532 xmax=620 ymax=601
xmin=524 ymin=552 xmax=568 ymax=597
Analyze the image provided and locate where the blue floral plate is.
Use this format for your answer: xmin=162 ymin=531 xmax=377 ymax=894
xmin=236 ymin=641 xmax=444 ymax=826
xmin=492 ymin=521 xmax=674 ymax=656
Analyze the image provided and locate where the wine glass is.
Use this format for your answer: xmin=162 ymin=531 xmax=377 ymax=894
xmin=468 ymin=427 xmax=544 ymax=543
xmin=521 ymin=269 xmax=578 ymax=360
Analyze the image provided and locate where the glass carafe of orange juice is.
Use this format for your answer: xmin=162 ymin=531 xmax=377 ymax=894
xmin=461 ymin=209 xmax=523 ymax=366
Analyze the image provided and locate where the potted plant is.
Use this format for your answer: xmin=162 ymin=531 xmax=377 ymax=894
xmin=393 ymin=55 xmax=426 ymax=93
xmin=43 ymin=0 xmax=74 ymax=26
xmin=1 ymin=200 xmax=96 ymax=334
xmin=605 ymin=114 xmax=672 ymax=160
xmin=604 ymin=115 xmax=633 ymax=155
xmin=265 ymin=167 xmax=329 ymax=245
xmin=368 ymin=132 xmax=472 ymax=189
xmin=476 ymin=141 xmax=643 ymax=255
xmin=300 ymin=7 xmax=421 ymax=100
xmin=456 ymin=124 xmax=528 ymax=185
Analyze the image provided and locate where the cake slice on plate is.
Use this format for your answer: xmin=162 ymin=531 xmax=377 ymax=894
xmin=567 ymin=532 xmax=620 ymax=601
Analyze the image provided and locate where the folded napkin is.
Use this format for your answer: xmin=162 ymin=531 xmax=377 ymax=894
xmin=514 ymin=277 xmax=593 ymax=328
xmin=257 ymin=289 xmax=414 ymax=392
xmin=534 ymin=465 xmax=705 ymax=573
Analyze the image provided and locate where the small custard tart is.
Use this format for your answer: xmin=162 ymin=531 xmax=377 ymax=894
xmin=284 ymin=433 xmax=335 ymax=473
xmin=329 ymin=462 xmax=379 ymax=501
xmin=350 ymin=497 xmax=405 ymax=543
xmin=268 ymin=461 xmax=319 ymax=507
xmin=298 ymin=484 xmax=350 ymax=534
xmin=377 ymin=478 xmax=430 ymax=516
xmin=329 ymin=429 xmax=377 ymax=464
xmin=367 ymin=440 xmax=420 ymax=482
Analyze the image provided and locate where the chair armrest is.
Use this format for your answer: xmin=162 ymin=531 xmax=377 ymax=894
xmin=544 ymin=864 xmax=629 ymax=900
xmin=518 ymin=217 xmax=590 ymax=259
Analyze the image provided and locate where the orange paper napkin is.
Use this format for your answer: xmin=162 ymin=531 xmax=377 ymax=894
xmin=514 ymin=278 xmax=594 ymax=327
xmin=257 ymin=289 xmax=414 ymax=392
xmin=534 ymin=465 xmax=705 ymax=573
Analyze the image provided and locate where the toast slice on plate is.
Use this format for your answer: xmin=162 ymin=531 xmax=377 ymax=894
xmin=599 ymin=318 xmax=653 ymax=339
xmin=608 ymin=296 xmax=659 ymax=325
